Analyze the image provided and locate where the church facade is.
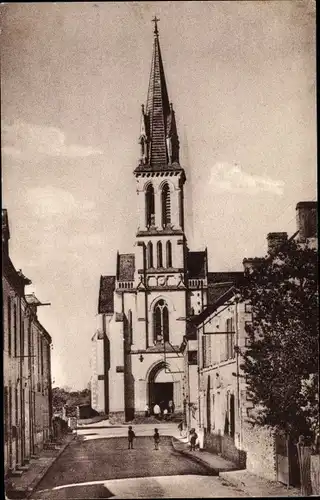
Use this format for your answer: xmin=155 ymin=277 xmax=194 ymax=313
xmin=91 ymin=22 xmax=241 ymax=421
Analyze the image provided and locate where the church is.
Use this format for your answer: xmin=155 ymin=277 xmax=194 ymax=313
xmin=91 ymin=20 xmax=241 ymax=421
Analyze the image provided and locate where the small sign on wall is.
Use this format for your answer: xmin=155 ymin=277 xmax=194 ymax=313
xmin=116 ymin=366 xmax=124 ymax=373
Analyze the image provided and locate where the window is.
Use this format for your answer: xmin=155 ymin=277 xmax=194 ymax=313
xmin=166 ymin=241 xmax=172 ymax=268
xmin=153 ymin=299 xmax=169 ymax=343
xmin=128 ymin=309 xmax=133 ymax=344
xmin=7 ymin=298 xmax=11 ymax=356
xmin=202 ymin=335 xmax=206 ymax=368
xmin=204 ymin=335 xmax=212 ymax=367
xmin=145 ymin=184 xmax=155 ymax=227
xmin=13 ymin=303 xmax=17 ymax=357
xmin=212 ymin=395 xmax=215 ymax=430
xmin=161 ymin=183 xmax=171 ymax=226
xmin=226 ymin=318 xmax=235 ymax=360
xmin=147 ymin=241 xmax=153 ymax=268
xmin=157 ymin=241 xmax=163 ymax=268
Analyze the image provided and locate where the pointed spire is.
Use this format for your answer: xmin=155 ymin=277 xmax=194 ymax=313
xmin=145 ymin=18 xmax=170 ymax=168
xmin=135 ymin=19 xmax=181 ymax=171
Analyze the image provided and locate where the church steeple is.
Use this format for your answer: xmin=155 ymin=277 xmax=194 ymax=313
xmin=137 ymin=18 xmax=180 ymax=170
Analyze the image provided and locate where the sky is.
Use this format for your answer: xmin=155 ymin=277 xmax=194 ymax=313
xmin=1 ymin=1 xmax=316 ymax=390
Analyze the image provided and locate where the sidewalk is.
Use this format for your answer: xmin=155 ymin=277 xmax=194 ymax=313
xmin=220 ymin=470 xmax=301 ymax=497
xmin=172 ymin=435 xmax=301 ymax=497
xmin=5 ymin=433 xmax=75 ymax=499
xmin=171 ymin=436 xmax=239 ymax=474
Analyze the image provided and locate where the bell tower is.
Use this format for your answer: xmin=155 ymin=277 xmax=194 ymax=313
xmin=134 ymin=18 xmax=187 ymax=299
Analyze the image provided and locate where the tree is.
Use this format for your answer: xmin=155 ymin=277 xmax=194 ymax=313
xmin=237 ymin=238 xmax=318 ymax=440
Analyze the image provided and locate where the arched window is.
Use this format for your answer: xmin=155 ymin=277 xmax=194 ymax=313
xmin=166 ymin=240 xmax=172 ymax=268
xmin=161 ymin=183 xmax=171 ymax=227
xmin=157 ymin=241 xmax=163 ymax=268
xmin=145 ymin=184 xmax=155 ymax=227
xmin=147 ymin=241 xmax=153 ymax=268
xmin=153 ymin=299 xmax=169 ymax=343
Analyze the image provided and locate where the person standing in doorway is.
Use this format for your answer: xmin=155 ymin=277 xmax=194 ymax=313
xmin=163 ymin=408 xmax=168 ymax=420
xmin=144 ymin=404 xmax=150 ymax=417
xmin=153 ymin=403 xmax=160 ymax=419
xmin=168 ymin=400 xmax=174 ymax=414
xmin=153 ymin=428 xmax=160 ymax=450
xmin=128 ymin=426 xmax=135 ymax=450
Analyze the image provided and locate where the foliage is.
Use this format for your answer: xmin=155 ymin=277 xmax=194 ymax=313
xmin=237 ymin=238 xmax=318 ymax=439
xmin=52 ymin=386 xmax=91 ymax=414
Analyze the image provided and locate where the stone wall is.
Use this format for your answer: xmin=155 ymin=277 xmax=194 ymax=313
xmin=204 ymin=431 xmax=246 ymax=468
xmin=243 ymin=422 xmax=277 ymax=481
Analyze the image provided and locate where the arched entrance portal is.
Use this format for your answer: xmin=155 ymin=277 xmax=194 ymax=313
xmin=148 ymin=362 xmax=174 ymax=413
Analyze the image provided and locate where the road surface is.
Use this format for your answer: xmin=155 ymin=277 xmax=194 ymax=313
xmin=31 ymin=427 xmax=246 ymax=498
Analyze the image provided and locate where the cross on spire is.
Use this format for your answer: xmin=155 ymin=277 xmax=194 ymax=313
xmin=152 ymin=16 xmax=160 ymax=36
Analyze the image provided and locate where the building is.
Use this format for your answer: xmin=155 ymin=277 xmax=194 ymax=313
xmin=91 ymin=21 xmax=242 ymax=421
xmin=193 ymin=201 xmax=317 ymax=481
xmin=3 ymin=209 xmax=52 ymax=477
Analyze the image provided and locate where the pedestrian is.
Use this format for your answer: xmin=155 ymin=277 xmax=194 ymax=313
xmin=160 ymin=401 xmax=165 ymax=418
xmin=178 ymin=420 xmax=183 ymax=436
xmin=128 ymin=425 xmax=135 ymax=450
xmin=144 ymin=404 xmax=150 ymax=418
xmin=190 ymin=429 xmax=198 ymax=451
xmin=153 ymin=403 xmax=160 ymax=419
xmin=153 ymin=428 xmax=160 ymax=450
xmin=168 ymin=399 xmax=174 ymax=414
xmin=163 ymin=408 xmax=168 ymax=420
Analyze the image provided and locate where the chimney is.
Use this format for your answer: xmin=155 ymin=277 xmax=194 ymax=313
xmin=296 ymin=201 xmax=317 ymax=241
xmin=267 ymin=232 xmax=288 ymax=255
xmin=243 ymin=257 xmax=264 ymax=274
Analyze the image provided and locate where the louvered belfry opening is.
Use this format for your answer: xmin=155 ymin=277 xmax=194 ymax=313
xmin=161 ymin=183 xmax=171 ymax=226
xmin=145 ymin=184 xmax=155 ymax=227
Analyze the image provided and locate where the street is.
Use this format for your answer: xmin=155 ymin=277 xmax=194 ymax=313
xmin=31 ymin=425 xmax=246 ymax=498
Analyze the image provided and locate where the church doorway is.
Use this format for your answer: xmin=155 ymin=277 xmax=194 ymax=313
xmin=148 ymin=363 xmax=174 ymax=413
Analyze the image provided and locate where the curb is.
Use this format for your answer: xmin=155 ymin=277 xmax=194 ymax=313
xmin=6 ymin=435 xmax=76 ymax=499
xmin=171 ymin=437 xmax=218 ymax=476
xmin=219 ymin=471 xmax=301 ymax=498
xmin=26 ymin=435 xmax=77 ymax=498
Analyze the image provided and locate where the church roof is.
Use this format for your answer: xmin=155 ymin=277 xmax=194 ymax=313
xmin=191 ymin=285 xmax=236 ymax=327
xmin=117 ymin=253 xmax=135 ymax=281
xmin=207 ymin=272 xmax=243 ymax=304
xmin=2 ymin=208 xmax=10 ymax=240
xmin=187 ymin=251 xmax=207 ymax=278
xmin=207 ymin=271 xmax=243 ymax=285
xmin=98 ymin=276 xmax=116 ymax=314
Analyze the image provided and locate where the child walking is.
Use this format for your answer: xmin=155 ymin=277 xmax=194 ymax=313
xmin=128 ymin=426 xmax=135 ymax=450
xmin=190 ymin=429 xmax=198 ymax=451
xmin=153 ymin=428 xmax=160 ymax=450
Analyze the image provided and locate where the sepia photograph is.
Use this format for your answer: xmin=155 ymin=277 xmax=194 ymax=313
xmin=1 ymin=1 xmax=318 ymax=498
